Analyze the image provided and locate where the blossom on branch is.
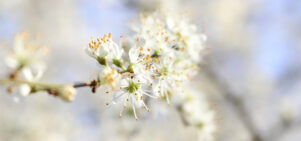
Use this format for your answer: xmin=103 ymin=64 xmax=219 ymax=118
xmin=86 ymin=10 xmax=207 ymax=119
xmin=5 ymin=32 xmax=47 ymax=98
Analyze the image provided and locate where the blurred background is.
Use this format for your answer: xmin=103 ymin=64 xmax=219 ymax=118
xmin=0 ymin=0 xmax=300 ymax=141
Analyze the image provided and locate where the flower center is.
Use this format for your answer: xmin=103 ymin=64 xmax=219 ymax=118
xmin=126 ymin=80 xmax=140 ymax=93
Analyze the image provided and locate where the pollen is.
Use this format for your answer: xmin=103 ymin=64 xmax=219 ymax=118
xmin=89 ymin=43 xmax=93 ymax=48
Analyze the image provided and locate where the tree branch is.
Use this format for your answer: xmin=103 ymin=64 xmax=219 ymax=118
xmin=202 ymin=67 xmax=265 ymax=141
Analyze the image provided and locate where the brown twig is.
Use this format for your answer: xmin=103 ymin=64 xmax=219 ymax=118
xmin=73 ymin=80 xmax=100 ymax=93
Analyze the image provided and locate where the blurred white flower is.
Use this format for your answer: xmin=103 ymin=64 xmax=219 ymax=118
xmin=19 ymin=83 xmax=31 ymax=96
xmin=5 ymin=32 xmax=47 ymax=71
xmin=279 ymin=98 xmax=299 ymax=124
xmin=176 ymin=86 xmax=216 ymax=141
xmin=5 ymin=32 xmax=47 ymax=97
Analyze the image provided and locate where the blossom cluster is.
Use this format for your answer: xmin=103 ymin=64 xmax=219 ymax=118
xmin=86 ymin=10 xmax=207 ymax=119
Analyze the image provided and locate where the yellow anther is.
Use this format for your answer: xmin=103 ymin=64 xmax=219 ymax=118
xmin=165 ymin=37 xmax=169 ymax=42
xmin=109 ymin=33 xmax=112 ymax=38
xmin=89 ymin=43 xmax=93 ymax=48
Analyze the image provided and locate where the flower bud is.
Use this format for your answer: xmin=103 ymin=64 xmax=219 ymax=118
xmin=58 ymin=85 xmax=76 ymax=102
xmin=19 ymin=84 xmax=31 ymax=96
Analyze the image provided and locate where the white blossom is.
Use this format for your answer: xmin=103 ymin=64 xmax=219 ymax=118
xmin=5 ymin=32 xmax=47 ymax=71
xmin=86 ymin=10 xmax=207 ymax=120
xmin=5 ymin=32 xmax=47 ymax=97
xmin=176 ymin=86 xmax=216 ymax=141
xmin=112 ymin=76 xmax=152 ymax=120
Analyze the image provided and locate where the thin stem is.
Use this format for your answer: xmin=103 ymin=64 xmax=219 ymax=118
xmin=73 ymin=82 xmax=92 ymax=88
xmin=0 ymin=79 xmax=61 ymax=88
xmin=0 ymin=79 xmax=100 ymax=94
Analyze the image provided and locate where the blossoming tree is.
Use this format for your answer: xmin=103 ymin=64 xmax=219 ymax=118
xmin=0 ymin=9 xmax=216 ymax=141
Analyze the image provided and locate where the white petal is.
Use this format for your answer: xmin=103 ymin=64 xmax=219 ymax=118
xmin=129 ymin=47 xmax=139 ymax=63
xmin=19 ymin=84 xmax=31 ymax=96
xmin=21 ymin=68 xmax=34 ymax=81
xmin=5 ymin=56 xmax=19 ymax=69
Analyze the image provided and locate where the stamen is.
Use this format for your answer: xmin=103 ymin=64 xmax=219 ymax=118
xmin=165 ymin=37 xmax=169 ymax=42
xmin=89 ymin=43 xmax=93 ymax=48
xmin=120 ymin=105 xmax=126 ymax=118
xmin=142 ymin=102 xmax=150 ymax=112
xmin=131 ymin=98 xmax=139 ymax=120
xmin=165 ymin=91 xmax=170 ymax=105
xmin=142 ymin=92 xmax=158 ymax=98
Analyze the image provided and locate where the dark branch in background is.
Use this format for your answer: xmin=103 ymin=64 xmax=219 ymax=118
xmin=268 ymin=118 xmax=301 ymax=141
xmin=202 ymin=67 xmax=265 ymax=141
